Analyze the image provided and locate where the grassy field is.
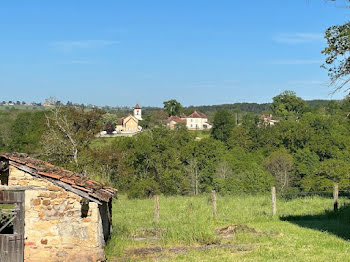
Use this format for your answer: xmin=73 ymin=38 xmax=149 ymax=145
xmin=106 ymin=194 xmax=350 ymax=261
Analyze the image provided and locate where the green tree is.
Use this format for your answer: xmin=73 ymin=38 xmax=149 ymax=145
xmin=227 ymin=126 xmax=253 ymax=150
xmin=42 ymin=106 xmax=105 ymax=169
xmin=163 ymin=99 xmax=183 ymax=116
xmin=294 ymin=148 xmax=319 ymax=180
xmin=271 ymin=91 xmax=307 ymax=119
xmin=211 ymin=110 xmax=235 ymax=143
xmin=322 ymin=22 xmax=350 ymax=92
xmin=301 ymin=159 xmax=350 ymax=191
xmin=8 ymin=111 xmax=46 ymax=153
xmin=264 ymin=149 xmax=294 ymax=191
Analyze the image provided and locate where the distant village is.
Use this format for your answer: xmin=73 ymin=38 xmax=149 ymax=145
xmin=98 ymin=104 xmax=214 ymax=137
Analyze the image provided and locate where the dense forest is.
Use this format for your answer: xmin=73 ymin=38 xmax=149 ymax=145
xmin=0 ymin=92 xmax=348 ymax=198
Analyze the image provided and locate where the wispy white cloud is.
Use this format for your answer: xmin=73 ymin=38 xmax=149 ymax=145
xmin=271 ymin=59 xmax=323 ymax=65
xmin=272 ymin=33 xmax=323 ymax=44
xmin=51 ymin=40 xmax=119 ymax=52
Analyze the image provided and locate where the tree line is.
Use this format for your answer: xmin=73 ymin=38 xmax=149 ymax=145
xmin=2 ymin=91 xmax=350 ymax=198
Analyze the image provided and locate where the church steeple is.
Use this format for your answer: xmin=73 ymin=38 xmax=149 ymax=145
xmin=133 ymin=104 xmax=142 ymax=120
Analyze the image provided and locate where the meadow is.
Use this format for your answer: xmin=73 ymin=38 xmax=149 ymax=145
xmin=106 ymin=194 xmax=350 ymax=262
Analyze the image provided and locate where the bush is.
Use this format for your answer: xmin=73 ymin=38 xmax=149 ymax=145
xmin=127 ymin=178 xmax=160 ymax=199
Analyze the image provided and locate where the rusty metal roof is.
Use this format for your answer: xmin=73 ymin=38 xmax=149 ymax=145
xmin=0 ymin=153 xmax=117 ymax=203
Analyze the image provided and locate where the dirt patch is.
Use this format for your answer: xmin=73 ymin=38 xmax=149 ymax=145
xmin=126 ymin=243 xmax=254 ymax=257
xmin=216 ymin=224 xmax=259 ymax=239
xmin=131 ymin=228 xmax=164 ymax=241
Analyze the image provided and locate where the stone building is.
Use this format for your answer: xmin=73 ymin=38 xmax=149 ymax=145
xmin=98 ymin=104 xmax=143 ymax=137
xmin=116 ymin=104 xmax=143 ymax=134
xmin=0 ymin=153 xmax=117 ymax=262
xmin=116 ymin=114 xmax=142 ymax=134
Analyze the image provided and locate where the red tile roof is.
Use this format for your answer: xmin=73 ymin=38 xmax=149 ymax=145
xmin=188 ymin=110 xmax=208 ymax=119
xmin=168 ymin=116 xmax=186 ymax=123
xmin=117 ymin=117 xmax=125 ymax=125
xmin=0 ymin=153 xmax=117 ymax=203
xmin=260 ymin=114 xmax=273 ymax=120
xmin=135 ymin=104 xmax=141 ymax=109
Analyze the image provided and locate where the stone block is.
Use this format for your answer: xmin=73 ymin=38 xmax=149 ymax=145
xmin=39 ymin=192 xmax=49 ymax=197
xmin=42 ymin=199 xmax=51 ymax=206
xmin=49 ymin=192 xmax=57 ymax=199
xmin=47 ymin=185 xmax=61 ymax=191
xmin=32 ymin=198 xmax=41 ymax=206
xmin=59 ymin=192 xmax=68 ymax=198
xmin=19 ymin=180 xmax=28 ymax=186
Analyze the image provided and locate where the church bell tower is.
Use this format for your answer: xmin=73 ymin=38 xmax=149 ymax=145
xmin=133 ymin=104 xmax=142 ymax=120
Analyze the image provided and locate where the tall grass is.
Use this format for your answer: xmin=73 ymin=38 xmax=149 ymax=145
xmin=106 ymin=194 xmax=350 ymax=261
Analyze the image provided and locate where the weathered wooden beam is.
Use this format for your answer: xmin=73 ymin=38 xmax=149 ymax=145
xmin=0 ymin=186 xmax=48 ymax=191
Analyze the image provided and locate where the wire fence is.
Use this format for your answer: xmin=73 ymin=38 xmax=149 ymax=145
xmin=148 ymin=184 xmax=348 ymax=223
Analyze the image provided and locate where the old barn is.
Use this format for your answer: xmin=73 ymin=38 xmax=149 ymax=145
xmin=0 ymin=153 xmax=117 ymax=262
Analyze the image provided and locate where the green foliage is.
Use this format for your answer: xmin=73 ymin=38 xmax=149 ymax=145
xmin=41 ymin=106 xmax=105 ymax=169
xmin=163 ymin=99 xmax=183 ymax=116
xmin=127 ymin=178 xmax=160 ymax=199
xmin=211 ymin=110 xmax=235 ymax=143
xmin=215 ymin=161 xmax=274 ymax=194
xmin=294 ymin=148 xmax=319 ymax=179
xmin=139 ymin=110 xmax=168 ymax=129
xmin=271 ymin=90 xmax=308 ymax=119
xmin=8 ymin=111 xmax=46 ymax=153
xmin=264 ymin=148 xmax=294 ymax=191
xmin=322 ymin=22 xmax=350 ymax=91
xmin=227 ymin=126 xmax=253 ymax=150
xmin=302 ymin=159 xmax=350 ymax=191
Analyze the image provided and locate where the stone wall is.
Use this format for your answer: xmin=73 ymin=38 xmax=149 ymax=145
xmin=8 ymin=165 xmax=106 ymax=262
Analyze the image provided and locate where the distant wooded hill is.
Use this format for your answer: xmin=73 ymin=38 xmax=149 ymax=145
xmin=183 ymin=100 xmax=337 ymax=115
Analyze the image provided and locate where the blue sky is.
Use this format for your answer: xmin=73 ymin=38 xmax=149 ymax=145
xmin=0 ymin=1 xmax=349 ymax=107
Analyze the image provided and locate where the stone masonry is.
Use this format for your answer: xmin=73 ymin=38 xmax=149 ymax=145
xmin=8 ymin=165 xmax=106 ymax=262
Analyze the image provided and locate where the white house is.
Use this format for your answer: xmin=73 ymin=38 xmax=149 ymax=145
xmin=186 ymin=111 xmax=212 ymax=130
xmin=167 ymin=110 xmax=212 ymax=130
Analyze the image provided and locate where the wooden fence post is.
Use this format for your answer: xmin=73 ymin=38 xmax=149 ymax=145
xmin=212 ymin=190 xmax=217 ymax=218
xmin=154 ymin=195 xmax=159 ymax=224
xmin=333 ymin=183 xmax=339 ymax=212
xmin=271 ymin=186 xmax=277 ymax=216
